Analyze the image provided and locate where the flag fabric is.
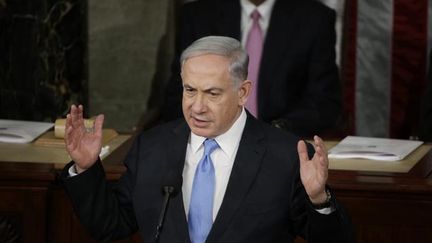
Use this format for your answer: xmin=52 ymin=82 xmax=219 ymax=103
xmin=320 ymin=0 xmax=432 ymax=139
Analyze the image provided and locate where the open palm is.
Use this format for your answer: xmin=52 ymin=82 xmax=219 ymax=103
xmin=65 ymin=105 xmax=104 ymax=172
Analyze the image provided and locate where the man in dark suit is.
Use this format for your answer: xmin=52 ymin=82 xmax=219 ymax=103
xmin=62 ymin=36 xmax=351 ymax=242
xmin=162 ymin=0 xmax=342 ymax=137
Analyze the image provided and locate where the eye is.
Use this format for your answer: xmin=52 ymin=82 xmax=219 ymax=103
xmin=184 ymin=86 xmax=196 ymax=94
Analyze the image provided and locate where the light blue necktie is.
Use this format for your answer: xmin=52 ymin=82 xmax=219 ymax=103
xmin=188 ymin=138 xmax=219 ymax=243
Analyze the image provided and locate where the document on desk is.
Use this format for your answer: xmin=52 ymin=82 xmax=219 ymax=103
xmin=0 ymin=119 xmax=54 ymax=143
xmin=328 ymin=136 xmax=423 ymax=161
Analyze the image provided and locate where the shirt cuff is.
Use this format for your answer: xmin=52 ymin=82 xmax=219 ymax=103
xmin=68 ymin=164 xmax=78 ymax=177
xmin=315 ymin=206 xmax=335 ymax=215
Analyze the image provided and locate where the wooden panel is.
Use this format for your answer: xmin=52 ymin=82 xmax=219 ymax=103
xmin=0 ymin=215 xmax=20 ymax=242
xmin=49 ymin=187 xmax=144 ymax=243
xmin=326 ymin=148 xmax=432 ymax=243
xmin=0 ymin=186 xmax=48 ymax=243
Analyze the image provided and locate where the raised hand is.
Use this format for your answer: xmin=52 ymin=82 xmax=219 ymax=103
xmin=65 ymin=105 xmax=104 ymax=173
xmin=297 ymin=135 xmax=329 ymax=204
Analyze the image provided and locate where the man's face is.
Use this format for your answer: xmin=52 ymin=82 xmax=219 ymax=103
xmin=181 ymin=54 xmax=250 ymax=138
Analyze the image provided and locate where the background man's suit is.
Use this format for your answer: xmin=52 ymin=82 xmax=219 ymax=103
xmin=162 ymin=0 xmax=342 ymax=137
xmin=62 ymin=114 xmax=352 ymax=242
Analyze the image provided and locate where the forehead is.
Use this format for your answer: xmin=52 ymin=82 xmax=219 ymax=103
xmin=181 ymin=54 xmax=235 ymax=91
xmin=182 ymin=54 xmax=231 ymax=77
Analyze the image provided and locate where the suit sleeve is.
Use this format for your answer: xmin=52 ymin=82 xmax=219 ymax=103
xmin=273 ymin=7 xmax=342 ymax=137
xmin=61 ymin=137 xmax=143 ymax=241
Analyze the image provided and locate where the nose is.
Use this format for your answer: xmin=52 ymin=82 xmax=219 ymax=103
xmin=191 ymin=93 xmax=207 ymax=113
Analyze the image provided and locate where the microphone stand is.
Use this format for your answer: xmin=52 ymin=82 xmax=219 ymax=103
xmin=154 ymin=186 xmax=175 ymax=243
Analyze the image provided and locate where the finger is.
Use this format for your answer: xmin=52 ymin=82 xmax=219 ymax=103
xmin=78 ymin=105 xmax=84 ymax=120
xmin=70 ymin=105 xmax=78 ymax=127
xmin=69 ymin=105 xmax=84 ymax=135
xmin=65 ymin=126 xmax=77 ymax=154
xmin=65 ymin=121 xmax=76 ymax=146
xmin=94 ymin=114 xmax=104 ymax=138
xmin=65 ymin=114 xmax=71 ymax=142
xmin=70 ymin=104 xmax=79 ymax=121
xmin=76 ymin=105 xmax=84 ymax=127
xmin=297 ymin=140 xmax=309 ymax=163
xmin=71 ymin=105 xmax=86 ymax=132
xmin=313 ymin=135 xmax=327 ymax=157
xmin=70 ymin=104 xmax=76 ymax=118
xmin=313 ymin=135 xmax=329 ymax=167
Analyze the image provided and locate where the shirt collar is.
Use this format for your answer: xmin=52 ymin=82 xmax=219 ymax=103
xmin=240 ymin=0 xmax=276 ymax=22
xmin=190 ymin=108 xmax=247 ymax=158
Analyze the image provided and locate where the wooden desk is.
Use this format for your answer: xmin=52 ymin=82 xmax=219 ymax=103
xmin=327 ymin=145 xmax=432 ymax=243
xmin=0 ymin=135 xmax=141 ymax=243
xmin=1 ymin=137 xmax=432 ymax=243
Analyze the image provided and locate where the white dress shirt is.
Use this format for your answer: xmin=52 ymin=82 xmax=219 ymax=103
xmin=240 ymin=0 xmax=277 ymax=47
xmin=182 ymin=108 xmax=247 ymax=221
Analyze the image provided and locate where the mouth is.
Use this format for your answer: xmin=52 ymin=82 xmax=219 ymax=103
xmin=191 ymin=116 xmax=210 ymax=128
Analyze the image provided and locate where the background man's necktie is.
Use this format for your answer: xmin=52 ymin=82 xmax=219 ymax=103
xmin=245 ymin=9 xmax=263 ymax=117
xmin=188 ymin=139 xmax=219 ymax=243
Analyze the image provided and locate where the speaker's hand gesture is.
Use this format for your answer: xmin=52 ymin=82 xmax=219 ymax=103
xmin=65 ymin=105 xmax=104 ymax=173
xmin=297 ymin=135 xmax=329 ymax=204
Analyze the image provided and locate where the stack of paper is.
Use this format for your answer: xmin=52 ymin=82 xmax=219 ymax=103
xmin=328 ymin=136 xmax=423 ymax=161
xmin=0 ymin=120 xmax=54 ymax=143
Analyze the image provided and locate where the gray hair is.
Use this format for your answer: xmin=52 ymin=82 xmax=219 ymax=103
xmin=180 ymin=36 xmax=249 ymax=87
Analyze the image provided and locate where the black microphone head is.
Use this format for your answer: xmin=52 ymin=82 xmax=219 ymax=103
xmin=163 ymin=186 xmax=175 ymax=194
xmin=161 ymin=169 xmax=182 ymax=196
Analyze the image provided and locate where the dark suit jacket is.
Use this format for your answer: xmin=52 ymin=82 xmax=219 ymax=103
xmin=162 ymin=0 xmax=342 ymax=137
xmin=62 ymin=114 xmax=352 ymax=242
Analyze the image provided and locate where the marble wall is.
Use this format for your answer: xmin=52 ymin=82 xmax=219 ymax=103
xmin=0 ymin=0 xmax=176 ymax=132
xmin=88 ymin=0 xmax=175 ymax=132
xmin=0 ymin=0 xmax=87 ymax=121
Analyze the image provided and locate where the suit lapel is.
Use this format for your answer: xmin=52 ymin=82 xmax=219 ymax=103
xmin=207 ymin=114 xmax=266 ymax=242
xmin=164 ymin=121 xmax=191 ymax=242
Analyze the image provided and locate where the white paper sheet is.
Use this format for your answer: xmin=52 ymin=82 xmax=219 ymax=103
xmin=0 ymin=119 xmax=54 ymax=143
xmin=328 ymin=136 xmax=423 ymax=161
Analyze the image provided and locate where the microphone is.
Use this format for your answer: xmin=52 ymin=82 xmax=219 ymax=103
xmin=154 ymin=186 xmax=176 ymax=243
xmin=154 ymin=170 xmax=182 ymax=243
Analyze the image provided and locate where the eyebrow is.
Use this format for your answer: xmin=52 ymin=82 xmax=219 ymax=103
xmin=183 ymin=84 xmax=223 ymax=93
xmin=204 ymin=88 xmax=223 ymax=93
xmin=183 ymin=84 xmax=194 ymax=89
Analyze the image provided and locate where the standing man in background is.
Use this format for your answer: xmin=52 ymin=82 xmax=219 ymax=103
xmin=162 ymin=0 xmax=342 ymax=137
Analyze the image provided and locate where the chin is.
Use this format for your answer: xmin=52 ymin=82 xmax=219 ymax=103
xmin=190 ymin=128 xmax=212 ymax=138
xmin=189 ymin=124 xmax=218 ymax=138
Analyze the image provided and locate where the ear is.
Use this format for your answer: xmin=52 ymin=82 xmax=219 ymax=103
xmin=238 ymin=80 xmax=252 ymax=106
